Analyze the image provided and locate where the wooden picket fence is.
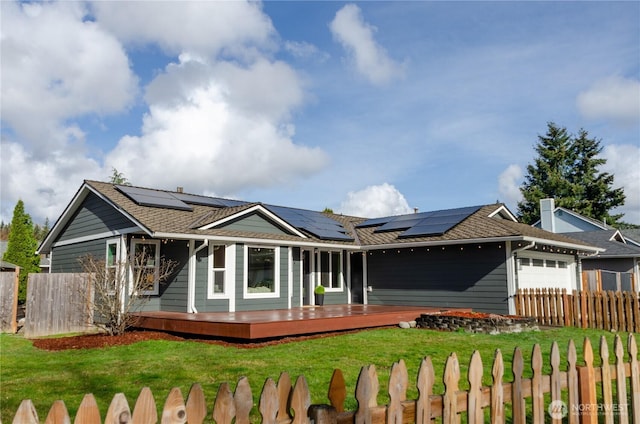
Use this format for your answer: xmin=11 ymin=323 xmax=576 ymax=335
xmin=514 ymin=288 xmax=640 ymax=333
xmin=9 ymin=334 xmax=640 ymax=424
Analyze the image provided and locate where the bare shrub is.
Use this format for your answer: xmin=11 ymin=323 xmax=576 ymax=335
xmin=78 ymin=248 xmax=177 ymax=335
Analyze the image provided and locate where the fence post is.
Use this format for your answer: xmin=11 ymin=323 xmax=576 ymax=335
xmin=578 ymin=338 xmax=597 ymax=424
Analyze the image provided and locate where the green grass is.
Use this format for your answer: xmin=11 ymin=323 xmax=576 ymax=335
xmin=0 ymin=327 xmax=633 ymax=422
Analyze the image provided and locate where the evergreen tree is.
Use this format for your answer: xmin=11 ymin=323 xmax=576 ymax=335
xmin=3 ymin=200 xmax=41 ymax=302
xmin=570 ymin=129 xmax=625 ymax=224
xmin=109 ymin=168 xmax=130 ymax=185
xmin=518 ymin=122 xmax=626 ymax=226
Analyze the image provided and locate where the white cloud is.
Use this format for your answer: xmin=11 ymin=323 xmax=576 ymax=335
xmin=339 ymin=183 xmax=413 ymax=218
xmin=91 ymin=1 xmax=275 ymax=60
xmin=0 ymin=140 xmax=102 ymax=224
xmin=106 ymin=58 xmax=328 ymax=195
xmin=577 ymin=76 xmax=640 ymax=126
xmin=602 ymin=144 xmax=640 ymax=225
xmin=497 ymin=164 xmax=524 ymax=211
xmin=0 ymin=1 xmax=137 ymax=152
xmin=284 ymin=41 xmax=330 ymax=62
xmin=329 ymin=4 xmax=405 ymax=85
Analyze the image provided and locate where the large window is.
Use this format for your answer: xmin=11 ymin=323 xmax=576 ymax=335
xmin=245 ymin=246 xmax=279 ymax=297
xmin=131 ymin=239 xmax=160 ymax=295
xmin=208 ymin=244 xmax=226 ymax=298
xmin=318 ymin=250 xmax=342 ymax=290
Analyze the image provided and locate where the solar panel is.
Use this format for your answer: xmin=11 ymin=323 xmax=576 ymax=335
xmin=116 ymin=185 xmax=193 ymax=211
xmin=398 ymin=205 xmax=482 ymax=238
xmin=266 ymin=205 xmax=353 ymax=241
xmin=356 ymin=216 xmax=391 ymax=228
xmin=399 ymin=222 xmax=457 ymax=237
xmin=173 ymin=193 xmax=246 ymax=208
xmin=375 ymin=216 xmax=425 ymax=232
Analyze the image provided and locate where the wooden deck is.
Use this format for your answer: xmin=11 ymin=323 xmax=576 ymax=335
xmin=133 ymin=305 xmax=454 ymax=340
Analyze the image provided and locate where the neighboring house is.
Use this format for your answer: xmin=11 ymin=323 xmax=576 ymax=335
xmin=534 ymin=198 xmax=640 ymax=290
xmin=0 ymin=240 xmax=49 ymax=272
xmin=38 ymin=181 xmax=600 ymax=315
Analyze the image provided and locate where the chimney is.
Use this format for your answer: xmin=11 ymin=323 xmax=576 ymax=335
xmin=176 ymin=187 xmax=183 ymax=193
xmin=540 ymin=198 xmax=556 ymax=232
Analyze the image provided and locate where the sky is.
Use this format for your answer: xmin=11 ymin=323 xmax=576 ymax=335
xmin=1 ymin=1 xmax=639 ymax=227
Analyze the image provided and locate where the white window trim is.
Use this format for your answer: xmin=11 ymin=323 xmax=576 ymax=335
xmin=243 ymin=245 xmax=280 ymax=299
xmin=131 ymin=239 xmax=161 ymax=295
xmin=317 ymin=250 xmax=344 ymax=292
xmin=208 ymin=244 xmax=229 ymax=299
xmin=105 ymin=238 xmax=121 ymax=296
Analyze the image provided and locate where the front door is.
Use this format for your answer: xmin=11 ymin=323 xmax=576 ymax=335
xmin=350 ymin=252 xmax=364 ymax=304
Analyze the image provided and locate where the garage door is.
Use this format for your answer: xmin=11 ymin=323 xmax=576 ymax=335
xmin=516 ymin=252 xmax=576 ymax=290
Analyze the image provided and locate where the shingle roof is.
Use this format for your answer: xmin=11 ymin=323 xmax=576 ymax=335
xmin=69 ymin=181 xmax=598 ymax=252
xmin=562 ymin=231 xmax=640 ymax=258
xmin=355 ymin=204 xmax=597 ymax=250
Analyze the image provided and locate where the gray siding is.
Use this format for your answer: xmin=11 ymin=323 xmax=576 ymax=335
xmin=143 ymin=240 xmax=189 ymax=312
xmin=220 ymin=213 xmax=290 ymax=236
xmin=581 ymin=258 xmax=636 ymax=274
xmin=323 ymin=252 xmax=349 ymax=305
xmin=366 ymin=242 xmax=509 ymax=314
xmin=194 ymin=243 xmax=230 ymax=312
xmin=235 ymin=244 xmax=289 ymax=311
xmin=291 ymin=247 xmax=301 ymax=307
xmin=58 ymin=192 xmax=136 ymax=242
xmin=51 ymin=239 xmax=106 ymax=272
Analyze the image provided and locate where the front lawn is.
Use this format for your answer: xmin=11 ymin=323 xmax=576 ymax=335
xmin=0 ymin=326 xmax=632 ymax=422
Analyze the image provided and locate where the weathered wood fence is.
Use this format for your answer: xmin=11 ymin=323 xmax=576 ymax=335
xmin=0 ymin=268 xmax=20 ymax=333
xmin=515 ymin=288 xmax=640 ymax=333
xmin=24 ymin=273 xmax=93 ymax=338
xmin=10 ymin=334 xmax=640 ymax=424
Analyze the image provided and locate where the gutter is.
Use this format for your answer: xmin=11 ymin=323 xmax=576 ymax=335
xmin=188 ymin=240 xmax=209 ymax=313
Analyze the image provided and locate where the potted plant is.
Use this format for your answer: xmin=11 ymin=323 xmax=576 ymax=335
xmin=314 ymin=285 xmax=325 ymax=306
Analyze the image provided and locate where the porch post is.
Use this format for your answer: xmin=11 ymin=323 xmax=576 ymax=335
xmin=346 ymin=251 xmax=351 ymax=305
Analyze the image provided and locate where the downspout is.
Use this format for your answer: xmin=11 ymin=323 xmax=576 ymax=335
xmin=507 ymin=241 xmax=536 ymax=314
xmin=188 ymin=240 xmax=208 ymax=313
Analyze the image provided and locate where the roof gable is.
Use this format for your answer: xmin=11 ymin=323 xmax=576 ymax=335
xmin=198 ymin=204 xmax=306 ymax=238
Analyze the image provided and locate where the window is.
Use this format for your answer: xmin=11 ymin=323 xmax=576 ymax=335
xmin=105 ymin=239 xmax=120 ymax=294
xmin=518 ymin=258 xmax=530 ymax=269
xmin=209 ymin=245 xmax=226 ymax=298
xmin=318 ymin=250 xmax=342 ymax=290
xmin=546 ymin=260 xmax=557 ymax=268
xmin=245 ymin=246 xmax=279 ymax=297
xmin=532 ymin=258 xmax=544 ymax=267
xmin=558 ymin=261 xmax=568 ymax=269
xmin=131 ymin=239 xmax=160 ymax=295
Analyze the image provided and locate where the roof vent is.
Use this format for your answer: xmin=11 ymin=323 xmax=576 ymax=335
xmin=176 ymin=187 xmax=183 ymax=193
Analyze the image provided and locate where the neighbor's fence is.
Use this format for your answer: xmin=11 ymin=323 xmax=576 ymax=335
xmin=0 ymin=267 xmax=20 ymax=333
xmin=515 ymin=288 xmax=640 ymax=333
xmin=583 ymin=270 xmax=636 ymax=292
xmin=9 ymin=334 xmax=640 ymax=424
xmin=24 ymin=273 xmax=93 ymax=338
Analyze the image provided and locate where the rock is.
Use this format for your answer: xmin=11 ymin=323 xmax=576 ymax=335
xmin=409 ymin=320 xmax=417 ymax=328
xmin=399 ymin=321 xmax=411 ymax=329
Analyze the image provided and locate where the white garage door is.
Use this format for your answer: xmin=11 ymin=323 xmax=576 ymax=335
xmin=516 ymin=251 xmax=576 ymax=291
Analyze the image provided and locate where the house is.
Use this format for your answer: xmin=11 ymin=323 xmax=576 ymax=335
xmin=534 ymin=198 xmax=640 ymax=290
xmin=38 ymin=181 xmax=600 ymax=315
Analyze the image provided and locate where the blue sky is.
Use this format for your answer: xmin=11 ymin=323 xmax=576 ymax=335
xmin=1 ymin=1 xmax=639 ymax=226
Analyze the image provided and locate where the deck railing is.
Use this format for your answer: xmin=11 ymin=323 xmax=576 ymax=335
xmin=9 ymin=334 xmax=640 ymax=424
xmin=515 ymin=288 xmax=640 ymax=333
